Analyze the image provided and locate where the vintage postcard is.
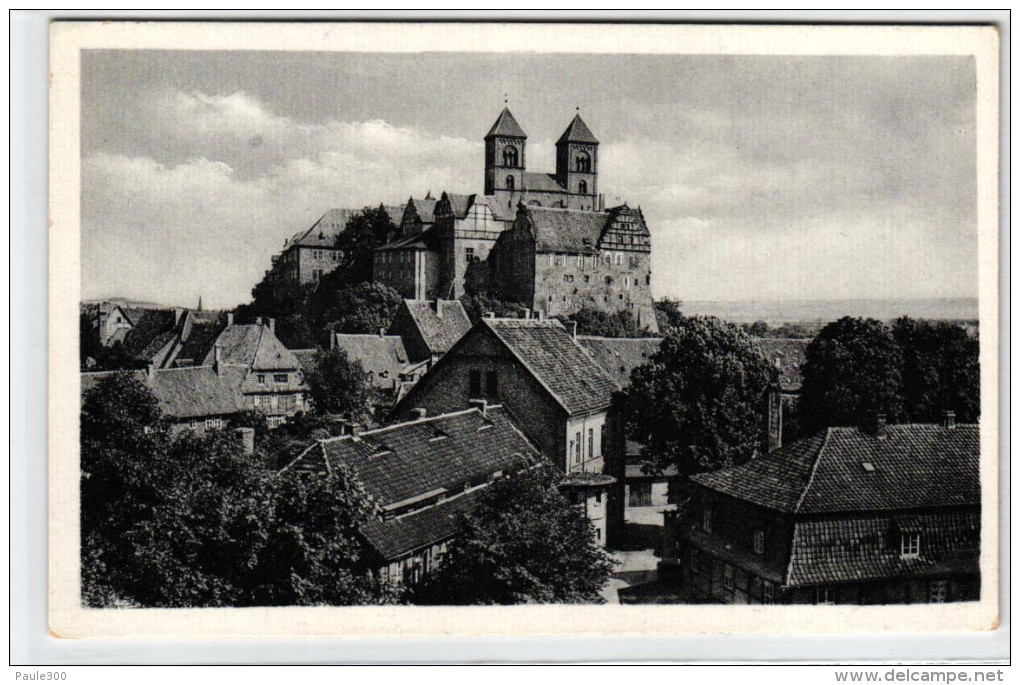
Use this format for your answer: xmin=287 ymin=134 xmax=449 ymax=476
xmin=49 ymin=22 xmax=1000 ymax=639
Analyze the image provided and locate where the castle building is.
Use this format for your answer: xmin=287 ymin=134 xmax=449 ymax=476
xmin=490 ymin=203 xmax=658 ymax=332
xmin=372 ymin=108 xmax=644 ymax=307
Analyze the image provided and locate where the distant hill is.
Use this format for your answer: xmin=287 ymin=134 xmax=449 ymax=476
xmin=681 ymin=298 xmax=979 ymax=325
xmin=81 ymin=296 xmax=183 ymax=310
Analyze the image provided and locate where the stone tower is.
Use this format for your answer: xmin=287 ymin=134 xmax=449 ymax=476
xmin=484 ymin=107 xmax=527 ymax=201
xmin=555 ymin=113 xmax=599 ymax=207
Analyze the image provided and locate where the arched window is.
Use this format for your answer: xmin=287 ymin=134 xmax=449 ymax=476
xmin=574 ymin=151 xmax=591 ymax=173
xmin=578 ymin=180 xmax=588 ymax=195
xmin=505 ymin=175 xmax=515 ymax=191
xmin=503 ymin=145 xmax=519 ymax=168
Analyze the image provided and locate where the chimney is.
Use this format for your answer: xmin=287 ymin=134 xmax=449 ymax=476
xmin=213 ymin=343 xmax=222 ymax=375
xmin=378 ymin=327 xmax=386 ymax=338
xmin=145 ymin=362 xmax=155 ymax=382
xmin=227 ymin=312 xmax=234 ymax=326
xmin=435 ymin=300 xmax=444 ymax=319
xmin=233 ymin=427 xmax=255 ymax=455
xmin=942 ymin=410 xmax=957 ymax=430
xmin=410 ymin=407 xmax=427 ymax=419
xmin=268 ymin=318 xmax=275 ymax=335
xmin=521 ymin=308 xmax=531 ymax=320
xmin=536 ymin=310 xmax=545 ymax=321
xmin=568 ymin=320 xmax=578 ymax=339
xmin=871 ymin=412 xmax=887 ymax=438
xmin=468 ymin=398 xmax=489 ymax=416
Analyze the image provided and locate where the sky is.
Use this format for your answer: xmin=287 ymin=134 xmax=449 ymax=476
xmin=80 ymin=51 xmax=977 ymax=309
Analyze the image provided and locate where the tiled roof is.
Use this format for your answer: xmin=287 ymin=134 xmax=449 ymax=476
xmin=522 ymin=172 xmax=567 ymax=194
xmin=576 ymin=336 xmax=662 ymax=387
xmin=376 ymin=233 xmax=430 ymax=251
xmin=482 ymin=194 xmax=515 ymax=222
xmin=205 ymin=324 xmax=301 ymax=372
xmin=81 ymin=366 xmax=247 ymax=419
xmin=483 ymin=318 xmax=620 ymax=415
xmin=692 ymin=424 xmax=980 ymax=514
xmin=283 ymin=206 xmax=403 ymax=250
xmin=410 ymin=198 xmax=437 ymax=225
xmin=331 ymin=333 xmax=410 ymax=389
xmin=557 ymin=113 xmax=599 ymax=145
xmin=286 ymin=408 xmax=540 ymax=560
xmin=120 ymin=309 xmax=178 ymax=360
xmin=397 ymin=300 xmax=472 ymax=356
xmin=173 ymin=319 xmax=226 ymax=365
xmin=444 ymin=193 xmax=474 ymax=219
xmin=361 ymin=489 xmax=483 ymax=561
xmin=523 ymin=206 xmax=607 ymax=254
xmin=485 ymin=107 xmax=527 ymax=139
xmin=752 ymin=338 xmax=808 ymax=392
xmin=785 ymin=510 xmax=980 ymax=586
xmin=291 ymin=348 xmax=320 ymax=372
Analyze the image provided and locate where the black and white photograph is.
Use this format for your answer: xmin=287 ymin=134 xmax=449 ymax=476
xmin=45 ymin=21 xmax=1000 ymax=640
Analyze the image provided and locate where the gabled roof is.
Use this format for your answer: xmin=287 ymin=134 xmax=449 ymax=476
xmin=173 ymin=318 xmax=226 ymax=365
xmin=283 ymin=205 xmax=404 ymax=251
xmin=521 ymin=206 xmax=607 ymax=254
xmin=396 ymin=300 xmax=472 ymax=357
xmin=408 ymin=197 xmax=438 ymax=225
xmin=485 ymin=107 xmax=527 ymax=139
xmin=752 ymin=337 xmax=808 ymax=392
xmin=119 ymin=309 xmax=178 ymax=361
xmin=285 ymin=406 xmax=540 ymax=560
xmin=331 ymin=333 xmax=410 ymax=389
xmin=557 ymin=113 xmax=599 ymax=145
xmin=691 ymin=424 xmax=980 ymax=514
xmin=204 ymin=324 xmax=301 ymax=372
xmin=576 ymin=336 xmax=663 ymax=388
xmin=81 ymin=366 xmax=247 ymax=419
xmin=481 ymin=318 xmax=620 ymax=415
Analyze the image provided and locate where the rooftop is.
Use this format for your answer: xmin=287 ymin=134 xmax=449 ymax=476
xmin=691 ymin=423 xmax=980 ymax=514
xmin=396 ymin=299 xmax=472 ymax=357
xmin=576 ymin=336 xmax=662 ymax=388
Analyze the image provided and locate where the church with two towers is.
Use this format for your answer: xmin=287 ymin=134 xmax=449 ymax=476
xmin=371 ymin=107 xmax=657 ymax=331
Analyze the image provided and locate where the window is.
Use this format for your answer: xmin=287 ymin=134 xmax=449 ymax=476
xmin=502 ymin=145 xmax=519 ymax=168
xmin=900 ymin=532 xmax=921 ymax=558
xmin=587 ymin=428 xmax=594 ymax=458
xmin=574 ymin=151 xmax=591 ymax=172
xmin=762 ymin=581 xmax=775 ymax=604
xmin=722 ymin=564 xmax=734 ymax=591
xmin=702 ymin=508 xmax=712 ymax=533
xmin=563 ymin=274 xmax=574 ymax=283
xmin=583 ymin=275 xmax=590 ymax=283
xmin=815 ymin=587 xmax=835 ymax=605
xmin=205 ymin=417 xmax=221 ymax=430
xmin=578 ymin=180 xmax=588 ymax=195
xmin=601 ymin=425 xmax=607 ymax=455
xmin=469 ymin=369 xmax=482 ymax=395
xmin=274 ymin=373 xmax=288 ymax=384
xmin=753 ymin=530 xmax=766 ymax=555
xmin=188 ymin=419 xmax=198 ymax=430
xmin=605 ymin=276 xmax=613 ymax=285
xmin=485 ymin=370 xmax=498 ymax=396
xmin=595 ymin=491 xmax=602 ymax=504
xmin=257 ymin=374 xmax=266 ymax=384
xmin=548 ymin=254 xmax=554 ymax=267
xmin=505 ymin=175 xmax=515 ymax=191
xmin=929 ymin=579 xmax=949 ymax=603
xmin=465 ymin=247 xmax=475 ymax=262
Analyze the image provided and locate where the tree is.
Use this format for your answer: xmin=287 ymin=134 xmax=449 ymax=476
xmin=333 ymin=205 xmax=399 ymax=285
xmin=308 ymin=280 xmax=403 ymax=337
xmin=615 ymin=315 xmax=777 ymax=477
xmin=304 ymin=348 xmax=371 ymax=417
xmin=562 ymin=307 xmax=652 ymax=338
xmin=459 ymin=291 xmax=530 ymax=323
xmin=413 ymin=467 xmax=614 ymax=605
xmin=891 ymin=317 xmax=980 ymax=423
xmin=80 ymin=373 xmax=395 ymax=607
xmin=653 ymin=297 xmax=684 ymax=332
xmin=799 ymin=317 xmax=904 ymax=432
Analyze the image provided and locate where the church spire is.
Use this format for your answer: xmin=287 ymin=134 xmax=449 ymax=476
xmin=485 ymin=107 xmax=527 ymax=140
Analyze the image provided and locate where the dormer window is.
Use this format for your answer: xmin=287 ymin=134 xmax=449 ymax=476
xmin=900 ymin=532 xmax=921 ymax=558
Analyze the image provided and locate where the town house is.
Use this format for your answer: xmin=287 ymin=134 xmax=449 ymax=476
xmin=664 ymin=413 xmax=980 ymax=605
xmin=391 ymin=314 xmax=625 ymax=546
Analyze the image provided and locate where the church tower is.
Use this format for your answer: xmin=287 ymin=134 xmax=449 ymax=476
xmin=484 ymin=107 xmax=527 ymax=202
xmin=555 ymin=113 xmax=599 ymax=209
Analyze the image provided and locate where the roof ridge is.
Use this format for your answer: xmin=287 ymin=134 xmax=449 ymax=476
xmin=793 ymin=428 xmax=831 ymax=515
xmin=319 ymin=406 xmax=494 ymax=444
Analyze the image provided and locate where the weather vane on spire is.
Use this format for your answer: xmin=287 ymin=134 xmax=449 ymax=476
xmin=504 ymin=93 xmax=508 ymax=105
